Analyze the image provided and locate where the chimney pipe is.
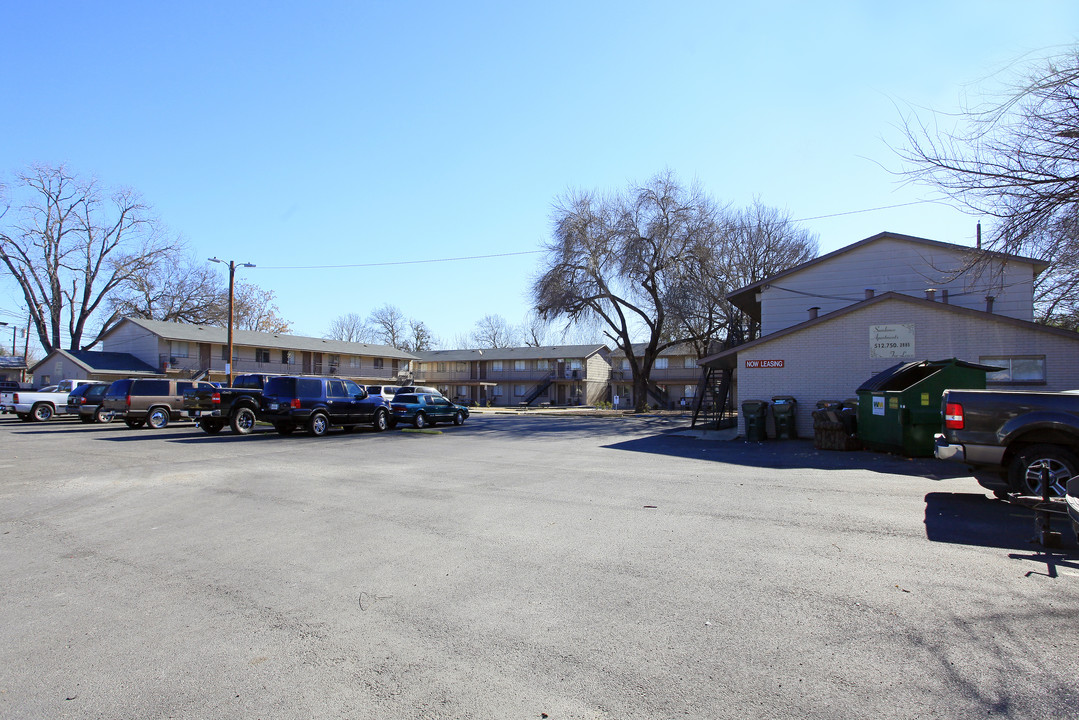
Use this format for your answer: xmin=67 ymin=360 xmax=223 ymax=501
xmin=865 ymin=288 xmax=875 ymax=299
xmin=985 ymin=295 xmax=995 ymax=313
xmin=976 ymin=222 xmax=982 ymax=249
xmin=925 ymin=289 xmax=936 ymax=302
xmin=942 ymin=289 xmax=949 ymax=304
xmin=808 ymin=307 xmax=820 ymax=320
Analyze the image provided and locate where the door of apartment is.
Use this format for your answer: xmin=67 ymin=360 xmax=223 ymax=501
xmin=313 ymin=353 xmax=323 ymax=374
xmin=199 ymin=343 xmax=211 ymax=371
xmin=557 ymin=360 xmax=566 ymax=379
xmin=557 ymin=384 xmax=567 ymax=404
xmin=392 ymin=360 xmax=399 ymax=376
xmin=302 ymin=352 xmax=312 ymax=374
xmin=471 ymin=361 xmax=478 ymax=380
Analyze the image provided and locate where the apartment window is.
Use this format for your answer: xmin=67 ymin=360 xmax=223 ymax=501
xmin=373 ymin=358 xmax=384 ymax=369
xmin=171 ymin=341 xmax=189 ymax=358
xmin=514 ymin=384 xmax=526 ymax=396
xmin=514 ymin=360 xmax=526 ymax=371
xmin=349 ymin=355 xmax=360 ymax=368
xmin=569 ymin=360 xmax=582 ymax=370
xmin=281 ymin=350 xmax=295 ymax=365
xmin=655 ymin=357 xmax=669 ymax=369
xmin=684 ymin=356 xmax=698 ymax=368
xmin=621 ymin=359 xmax=630 ymax=370
xmin=221 ymin=345 xmax=229 ymax=361
xmin=535 ymin=359 xmax=548 ymax=371
xmin=457 ymin=386 xmax=469 ymax=397
xmin=492 ymin=385 xmax=503 ymax=396
xmin=982 ymin=356 xmax=1046 ymax=384
xmin=684 ymin=385 xmax=697 ymax=398
xmin=255 ymin=348 xmax=270 ymax=363
xmin=436 ymin=362 xmax=446 ymax=373
xmin=491 ymin=360 xmax=503 ymax=371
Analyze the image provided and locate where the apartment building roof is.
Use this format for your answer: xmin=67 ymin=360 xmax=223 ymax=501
xmin=609 ymin=342 xmax=700 ymax=358
xmin=109 ymin=318 xmax=419 ymax=360
xmin=725 ymin=231 xmax=1050 ymax=318
xmin=415 ymin=345 xmax=608 ymax=363
xmin=29 ymin=349 xmax=159 ymax=376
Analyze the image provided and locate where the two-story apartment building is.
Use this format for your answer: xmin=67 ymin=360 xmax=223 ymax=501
xmin=30 ymin=317 xmax=418 ymax=387
xmin=700 ymin=231 xmax=1079 ymax=438
xmin=414 ymin=345 xmax=611 ymax=406
xmin=609 ymin=343 xmax=704 ymax=409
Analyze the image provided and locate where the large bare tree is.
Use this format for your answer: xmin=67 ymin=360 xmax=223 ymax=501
xmin=232 ymin=282 xmax=291 ymax=333
xmin=471 ymin=313 xmax=519 ymax=348
xmin=108 ymin=251 xmax=226 ymax=325
xmin=533 ymin=171 xmax=724 ymax=412
xmin=898 ymin=47 xmax=1079 ymax=326
xmin=368 ymin=303 xmax=409 ymax=349
xmin=325 ymin=312 xmax=375 ymax=342
xmin=0 ymin=164 xmax=177 ymax=351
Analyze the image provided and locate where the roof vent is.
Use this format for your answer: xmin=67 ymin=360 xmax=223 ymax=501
xmin=925 ymin=289 xmax=936 ymax=302
xmin=865 ymin=289 xmax=875 ymax=299
xmin=808 ymin=307 xmax=820 ymax=320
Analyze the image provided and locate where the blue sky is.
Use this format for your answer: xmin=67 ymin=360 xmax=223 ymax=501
xmin=2 ymin=1 xmax=1077 ymax=351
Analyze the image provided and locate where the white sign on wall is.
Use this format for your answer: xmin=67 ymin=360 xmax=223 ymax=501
xmin=870 ymin=324 xmax=915 ymax=359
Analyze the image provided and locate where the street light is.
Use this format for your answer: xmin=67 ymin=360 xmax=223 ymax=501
xmin=209 ymin=257 xmax=256 ymax=386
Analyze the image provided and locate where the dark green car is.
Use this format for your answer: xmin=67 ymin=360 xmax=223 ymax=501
xmin=389 ymin=393 xmax=469 ymax=429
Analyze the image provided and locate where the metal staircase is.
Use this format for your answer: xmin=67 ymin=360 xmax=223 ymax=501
xmin=520 ymin=373 xmax=555 ymax=406
xmin=691 ymin=367 xmax=734 ymax=428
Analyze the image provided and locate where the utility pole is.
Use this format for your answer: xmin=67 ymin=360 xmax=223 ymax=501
xmin=209 ymin=258 xmax=255 ymax=387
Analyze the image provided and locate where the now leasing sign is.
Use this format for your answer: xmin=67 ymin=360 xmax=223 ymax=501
xmin=745 ymin=359 xmax=785 ymax=369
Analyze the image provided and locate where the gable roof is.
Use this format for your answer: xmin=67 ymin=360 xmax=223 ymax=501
xmin=29 ymin=349 xmax=159 ymax=375
xmin=726 ymin=231 xmax=1051 ymax=318
xmin=109 ymin=317 xmax=419 ymax=360
xmin=609 ymin=342 xmax=700 ymax=358
xmin=415 ymin=345 xmax=608 ymax=363
xmin=0 ymin=356 xmax=27 ymax=370
xmin=699 ymin=290 xmax=1079 ymax=369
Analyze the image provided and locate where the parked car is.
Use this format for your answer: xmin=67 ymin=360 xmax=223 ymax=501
xmin=396 ymin=385 xmax=442 ymax=396
xmin=1067 ymin=475 xmax=1079 ymax=541
xmin=935 ymin=388 xmax=1079 ymax=496
xmin=184 ymin=373 xmax=279 ymax=435
xmin=390 ymin=393 xmax=469 ymax=429
xmin=102 ymin=378 xmax=218 ymax=429
xmin=2 ymin=379 xmax=98 ymax=421
xmin=259 ymin=376 xmax=391 ymax=437
xmin=365 ymin=385 xmax=401 ymax=404
xmin=66 ymin=382 xmax=112 ymax=423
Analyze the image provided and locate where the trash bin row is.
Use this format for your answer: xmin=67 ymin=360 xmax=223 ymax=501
xmin=741 ymin=396 xmax=797 ymax=441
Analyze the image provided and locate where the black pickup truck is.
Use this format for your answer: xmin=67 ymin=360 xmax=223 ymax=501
xmin=934 ymin=389 xmax=1079 ymax=497
xmin=183 ymin=374 xmax=278 ymax=435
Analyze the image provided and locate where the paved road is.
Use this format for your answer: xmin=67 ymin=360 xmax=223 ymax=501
xmin=1 ymin=413 xmax=1077 ymax=719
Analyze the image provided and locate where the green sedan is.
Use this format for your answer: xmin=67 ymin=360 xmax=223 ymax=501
xmin=389 ymin=393 xmax=469 ymax=429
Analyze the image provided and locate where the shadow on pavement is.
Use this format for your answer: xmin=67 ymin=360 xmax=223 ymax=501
xmin=603 ymin=435 xmax=968 ymax=480
xmin=924 ymin=491 xmax=1079 ymax=562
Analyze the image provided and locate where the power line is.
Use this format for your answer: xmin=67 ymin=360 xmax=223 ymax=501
xmin=257 ymin=249 xmax=545 ymax=271
xmin=792 ymin=200 xmax=944 ymax=223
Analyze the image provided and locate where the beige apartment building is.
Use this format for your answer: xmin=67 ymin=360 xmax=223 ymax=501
xmin=414 ymin=345 xmax=611 ymax=406
xmin=609 ymin=343 xmax=705 ymax=409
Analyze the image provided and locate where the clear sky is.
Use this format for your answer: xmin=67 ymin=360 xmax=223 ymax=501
xmin=2 ymin=1 xmax=1077 ymax=352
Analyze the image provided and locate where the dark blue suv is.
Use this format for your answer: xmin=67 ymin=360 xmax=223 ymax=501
xmin=260 ymin=376 xmax=390 ymax=436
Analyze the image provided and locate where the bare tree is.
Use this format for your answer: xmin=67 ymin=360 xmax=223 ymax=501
xmin=326 ymin=312 xmax=375 ymax=342
xmin=533 ymin=171 xmax=724 ymax=412
xmin=232 ymin=282 xmax=291 ymax=333
xmin=519 ymin=311 xmax=551 ymax=347
xmin=471 ymin=313 xmax=519 ymax=348
xmin=897 ymin=48 xmax=1079 ymax=325
xmin=406 ymin=319 xmax=434 ymax=352
xmin=108 ymin=252 xmax=226 ymax=325
xmin=0 ymin=164 xmax=177 ymax=352
xmin=368 ymin=304 xmax=409 ymax=349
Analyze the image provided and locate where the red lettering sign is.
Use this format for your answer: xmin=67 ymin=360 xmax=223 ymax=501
xmin=744 ymin=359 xmax=784 ymax=369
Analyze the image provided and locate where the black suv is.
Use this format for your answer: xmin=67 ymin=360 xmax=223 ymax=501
xmin=260 ymin=376 xmax=391 ymax=436
xmin=66 ymin=382 xmax=111 ymax=423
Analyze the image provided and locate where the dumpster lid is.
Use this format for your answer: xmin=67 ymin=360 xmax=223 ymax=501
xmin=856 ymin=358 xmax=1004 ymax=393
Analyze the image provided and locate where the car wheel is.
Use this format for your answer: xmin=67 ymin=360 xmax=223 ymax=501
xmin=453 ymin=411 xmax=464 ymax=426
xmin=413 ymin=412 xmax=427 ymax=429
xmin=31 ymin=403 xmax=53 ymax=422
xmin=373 ymin=409 xmax=388 ymax=432
xmin=231 ymin=407 xmax=256 ymax=435
xmin=1008 ymin=444 xmax=1079 ymax=497
xmin=146 ymin=407 xmax=170 ymax=430
xmin=275 ymin=423 xmax=296 ymax=436
xmin=308 ymin=412 xmax=329 ymax=437
xmin=201 ymin=420 xmax=224 ymax=435
xmin=94 ymin=407 xmax=111 ymax=424
xmin=124 ymin=418 xmax=145 ymax=429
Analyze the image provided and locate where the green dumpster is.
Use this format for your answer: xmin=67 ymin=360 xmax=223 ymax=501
xmin=771 ymin=396 xmax=797 ymax=439
xmin=856 ymin=358 xmax=1002 ymax=457
xmin=741 ymin=399 xmax=769 ymax=441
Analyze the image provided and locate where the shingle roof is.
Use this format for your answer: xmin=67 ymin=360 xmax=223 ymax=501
xmin=29 ymin=349 xmax=159 ymax=375
xmin=0 ymin=356 xmax=27 ymax=370
xmin=415 ymin=345 xmax=608 ymax=362
xmin=113 ymin=318 xmax=419 ymax=360
xmin=609 ymin=342 xmax=699 ymax=358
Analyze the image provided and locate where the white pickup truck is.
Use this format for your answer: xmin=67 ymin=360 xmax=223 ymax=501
xmin=1 ymin=379 xmax=99 ymax=421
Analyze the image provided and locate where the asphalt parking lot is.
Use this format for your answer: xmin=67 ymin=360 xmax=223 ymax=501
xmin=1 ymin=412 xmax=1077 ymax=720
